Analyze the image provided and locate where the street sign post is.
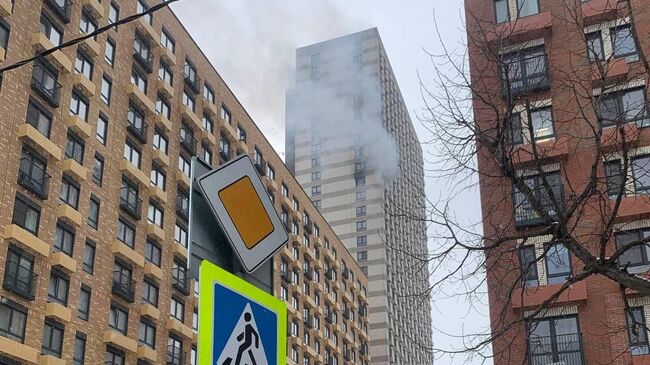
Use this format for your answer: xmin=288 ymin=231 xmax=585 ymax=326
xmin=196 ymin=155 xmax=288 ymax=273
xmin=199 ymin=260 xmax=286 ymax=365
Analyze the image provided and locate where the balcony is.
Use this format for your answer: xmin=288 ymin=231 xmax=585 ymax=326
xmin=304 ymin=315 xmax=314 ymax=329
xmin=255 ymin=160 xmax=267 ymax=177
xmin=18 ymin=157 xmax=50 ymax=199
xmin=72 ymin=73 xmax=96 ymax=97
xmin=176 ymin=195 xmax=189 ymax=220
xmin=112 ymin=271 xmax=136 ymax=303
xmin=3 ymin=257 xmax=38 ymax=300
xmin=149 ymin=185 xmax=167 ymax=204
xmin=17 ymin=124 xmax=62 ymax=161
xmin=45 ymin=302 xmax=71 ymax=323
xmin=80 ymin=0 xmax=105 ymax=19
xmin=147 ymin=223 xmax=166 ymax=242
xmin=136 ymin=17 xmax=159 ymax=43
xmin=152 ymin=149 xmax=170 ymax=168
xmin=50 ymin=251 xmax=77 ymax=273
xmin=324 ymin=268 xmax=334 ymax=280
xmin=181 ymin=104 xmax=202 ymax=130
xmin=486 ymin=11 xmax=552 ymax=44
xmin=237 ymin=140 xmax=249 ymax=154
xmin=511 ymin=138 xmax=569 ymax=166
xmin=56 ymin=204 xmax=82 ymax=227
xmin=157 ymin=78 xmax=175 ymax=99
xmin=611 ymin=195 xmax=650 ymax=221
xmin=80 ymin=37 xmax=102 ymax=58
xmin=167 ymin=345 xmax=184 ymax=365
xmin=3 ymin=224 xmax=49 ymax=257
xmin=139 ymin=303 xmax=161 ymax=321
xmin=501 ymin=54 xmax=550 ymax=99
xmin=64 ymin=115 xmax=91 ymax=140
xmin=343 ymin=307 xmax=350 ymax=320
xmin=138 ymin=345 xmax=158 ymax=363
xmin=592 ymin=58 xmax=630 ymax=85
xmin=219 ymin=149 xmax=231 ymax=162
xmin=0 ymin=336 xmax=39 ymax=364
xmin=513 ymin=182 xmax=563 ymax=228
xmin=582 ymin=0 xmax=624 ymax=25
xmin=184 ymin=72 xmax=200 ymax=94
xmin=512 ymin=281 xmax=587 ymax=309
xmin=120 ymin=187 xmax=143 ymax=220
xmin=281 ymin=271 xmax=291 ymax=283
xmin=172 ymin=267 xmax=190 ymax=295
xmin=180 ymin=127 xmax=197 ymax=154
xmin=112 ymin=241 xmax=145 ymax=268
xmin=133 ymin=47 xmax=153 ymax=73
xmin=119 ymin=159 xmax=149 ymax=186
xmin=31 ymin=64 xmax=62 ymax=108
xmin=44 ymin=0 xmax=72 ymax=23
xmin=128 ymin=84 xmax=156 ymax=115
xmin=127 ymin=115 xmax=149 ymax=144
xmin=221 ymin=121 xmax=238 ymax=141
xmin=304 ymin=269 xmax=313 ymax=281
xmin=62 ymin=158 xmax=88 ymax=182
xmin=104 ymin=330 xmax=138 ymax=354
xmin=527 ymin=333 xmax=584 ymax=365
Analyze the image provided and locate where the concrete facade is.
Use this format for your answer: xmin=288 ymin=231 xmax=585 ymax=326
xmin=286 ymin=28 xmax=434 ymax=365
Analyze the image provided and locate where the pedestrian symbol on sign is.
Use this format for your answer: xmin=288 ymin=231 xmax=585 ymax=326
xmin=218 ymin=304 xmax=268 ymax=365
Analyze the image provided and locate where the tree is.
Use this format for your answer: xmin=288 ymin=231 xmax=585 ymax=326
xmin=418 ymin=0 xmax=650 ymax=363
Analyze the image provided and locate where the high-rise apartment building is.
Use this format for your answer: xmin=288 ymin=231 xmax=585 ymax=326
xmin=286 ymin=28 xmax=433 ymax=365
xmin=467 ymin=0 xmax=650 ymax=364
xmin=0 ymin=1 xmax=368 ymax=364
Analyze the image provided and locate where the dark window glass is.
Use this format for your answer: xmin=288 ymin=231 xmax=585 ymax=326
xmin=612 ymin=25 xmax=637 ymax=58
xmin=53 ymin=223 xmax=74 ymax=255
xmin=47 ymin=271 xmax=69 ymax=305
xmin=97 ymin=114 xmax=108 ymax=145
xmin=108 ymin=304 xmax=128 ymax=334
xmin=104 ymin=347 xmax=125 ymax=365
xmin=512 ymin=171 xmax=563 ymax=225
xmin=117 ymin=219 xmax=135 ymax=248
xmin=501 ymin=47 xmax=548 ymax=97
xmin=78 ymin=286 xmax=90 ymax=320
xmin=598 ymin=87 xmax=648 ymax=127
xmin=586 ymin=31 xmax=604 ymax=62
xmin=101 ymin=75 xmax=112 ymax=105
xmin=605 ymin=160 xmax=624 ymax=199
xmin=12 ymin=195 xmax=40 ymax=235
xmin=142 ymin=279 xmax=159 ymax=307
xmin=545 ymin=243 xmax=571 ymax=284
xmin=73 ymin=332 xmax=86 ymax=365
xmin=145 ymin=241 xmax=161 ymax=266
xmin=616 ymin=229 xmax=650 ymax=268
xmin=0 ymin=300 xmax=27 ymax=342
xmin=627 ymin=307 xmax=650 ymax=355
xmin=139 ymin=320 xmax=156 ymax=348
xmin=39 ymin=13 xmax=62 ymax=46
xmin=26 ymin=99 xmax=52 ymax=137
xmin=41 ymin=320 xmax=64 ymax=357
xmin=19 ymin=148 xmax=49 ymax=198
xmin=88 ymin=196 xmax=100 ymax=229
xmin=519 ymin=245 xmax=539 ymax=287
xmin=83 ymin=241 xmax=95 ymax=274
xmin=59 ymin=177 xmax=80 ymax=209
xmin=65 ymin=132 xmax=85 ymax=163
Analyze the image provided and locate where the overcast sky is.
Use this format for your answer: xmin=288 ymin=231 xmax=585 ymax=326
xmin=171 ymin=1 xmax=489 ymax=363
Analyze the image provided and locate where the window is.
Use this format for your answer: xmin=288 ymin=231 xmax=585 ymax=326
xmin=79 ymin=11 xmax=97 ymax=39
xmin=202 ymin=114 xmax=214 ymax=133
xmin=193 ymin=308 xmax=198 ymax=330
xmin=137 ymin=0 xmax=152 ymax=24
xmin=108 ymin=2 xmax=119 ymax=27
xmin=147 ymin=202 xmax=164 ymax=227
xmin=586 ymin=31 xmax=604 ymax=62
xmin=83 ymin=241 xmax=95 ymax=274
xmin=184 ymin=59 xmax=199 ymax=90
xmin=237 ymin=126 xmax=246 ymax=142
xmin=92 ymin=154 xmax=104 ymax=185
xmin=180 ymin=124 xmax=196 ymax=152
xmin=101 ymin=75 xmax=112 ymax=104
xmin=65 ymin=133 xmax=85 ymax=165
xmin=356 ymin=206 xmax=367 ymax=217
xmin=117 ymin=218 xmax=136 ymax=247
xmin=314 ymin=200 xmax=321 ymax=209
xmin=73 ymin=333 xmax=86 ymax=365
xmin=357 ymin=251 xmax=368 ymax=261
xmin=0 ymin=299 xmax=27 ymax=342
xmin=172 ymin=260 xmax=188 ymax=291
xmin=39 ymin=13 xmax=63 ymax=46
xmin=0 ymin=21 xmax=7 ymax=54
xmin=88 ymin=196 xmax=100 ymax=229
xmin=26 ymin=99 xmax=52 ymax=137
xmin=69 ymin=91 xmax=89 ymax=122
xmin=599 ymin=87 xmax=648 ymax=127
xmin=159 ymin=61 xmax=173 ymax=86
xmin=356 ymin=221 xmax=367 ymax=231
xmin=179 ymin=155 xmax=191 ymax=176
xmin=123 ymin=140 xmax=141 ymax=168
xmin=59 ymin=177 xmax=80 ymax=209
xmin=501 ymin=47 xmax=548 ymax=96
xmin=96 ymin=114 xmax=108 ymax=145
xmin=156 ymin=95 xmax=171 ymax=119
xmin=311 ymin=143 xmax=321 ymax=154
xmin=161 ymin=29 xmax=175 ymax=53
xmin=78 ymin=286 xmax=91 ymax=320
xmin=170 ymin=297 xmax=185 ymax=321
xmin=312 ymin=186 xmax=321 ymax=196
xmin=105 ymin=347 xmax=124 ymax=365
xmin=108 ymin=304 xmax=128 ymax=334
xmin=154 ymin=130 xmax=168 ymax=154
xmin=219 ymin=137 xmax=230 ymax=161
xmin=139 ymin=320 xmax=156 ymax=349
xmin=131 ymin=67 xmax=148 ymax=92
xmin=53 ymin=223 xmax=74 ymax=255
xmin=220 ymin=105 xmax=231 ymax=124
xmin=201 ymin=144 xmax=213 ymax=165
xmin=311 ymin=158 xmax=321 ymax=167
xmin=150 ymin=166 xmax=166 ymax=191
xmin=175 ymin=222 xmax=188 ymax=247
xmin=119 ymin=179 xmax=141 ymax=219
xmin=75 ymin=51 xmax=93 ymax=79
xmin=105 ymin=38 xmax=116 ymax=66
xmin=632 ymin=155 xmax=650 ymax=195
xmin=267 ymin=164 xmax=275 ymax=180
xmin=357 ymin=236 xmax=367 ymax=247
xmin=494 ymin=0 xmax=509 ymax=23
xmin=41 ymin=320 xmax=64 ymax=357
xmin=4 ymin=246 xmax=36 ymax=300
xmin=142 ymin=279 xmax=159 ymax=307
xmin=12 ymin=194 xmax=40 ymax=235
xmin=517 ymin=0 xmax=539 ymax=17
xmin=527 ymin=316 xmax=582 ymax=364
xmin=612 ymin=25 xmax=637 ymax=59
xmin=204 ymin=84 xmax=215 ymax=103
xmin=133 ymin=32 xmax=152 ymax=70
xmin=512 ymin=171 xmax=562 ymax=225
xmin=183 ymin=90 xmax=195 ymax=112
xmin=48 ymin=271 xmax=69 ymax=305
xmin=519 ymin=245 xmax=539 ymax=287
xmin=627 ymin=307 xmax=650 ymax=355
xmin=281 ymin=184 xmax=288 ymax=197
xmin=545 ymin=243 xmax=571 ymax=284
xmin=145 ymin=240 xmax=161 ymax=267
xmin=312 ymin=171 xmax=321 ymax=181
xmin=168 ymin=336 xmax=183 ymax=365
xmin=616 ymin=229 xmax=650 ymax=268
xmin=19 ymin=148 xmax=48 ymax=198
xmin=604 ymin=160 xmax=623 ymax=199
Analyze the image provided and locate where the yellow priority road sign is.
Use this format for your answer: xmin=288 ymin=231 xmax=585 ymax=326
xmin=197 ymin=155 xmax=288 ymax=273
xmin=199 ymin=261 xmax=287 ymax=365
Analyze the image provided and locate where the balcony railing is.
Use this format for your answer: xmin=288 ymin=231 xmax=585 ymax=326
xmin=31 ymin=63 xmax=62 ymax=108
xmin=176 ymin=195 xmax=189 ymax=220
xmin=3 ymin=259 xmax=38 ymax=301
xmin=183 ymin=67 xmax=200 ymax=94
xmin=180 ymin=128 xmax=197 ymax=154
xmin=304 ymin=269 xmax=313 ymax=281
xmin=18 ymin=157 xmax=50 ymax=199
xmin=254 ymin=160 xmax=266 ymax=177
xmin=44 ymin=0 xmax=72 ymax=23
xmin=527 ymin=333 xmax=584 ymax=365
xmin=303 ymin=222 xmax=313 ymax=235
xmin=167 ymin=345 xmax=184 ymax=365
xmin=172 ymin=267 xmax=190 ymax=295
xmin=281 ymin=271 xmax=291 ymax=283
xmin=304 ymin=316 xmax=314 ymax=329
xmin=513 ymin=185 xmax=563 ymax=228
xmin=127 ymin=117 xmax=148 ymax=144
xmin=120 ymin=187 xmax=143 ymax=220
xmin=325 ymin=313 xmax=334 ymax=324
xmin=133 ymin=46 xmax=153 ymax=73
xmin=325 ymin=269 xmax=334 ymax=280
xmin=342 ymin=267 xmax=350 ymax=280
xmin=219 ymin=149 xmax=230 ymax=162
xmin=343 ymin=308 xmax=350 ymax=320
xmin=501 ymin=53 xmax=550 ymax=99
xmin=112 ymin=271 xmax=136 ymax=303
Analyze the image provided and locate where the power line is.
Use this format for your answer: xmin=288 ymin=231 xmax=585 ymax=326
xmin=0 ymin=0 xmax=181 ymax=74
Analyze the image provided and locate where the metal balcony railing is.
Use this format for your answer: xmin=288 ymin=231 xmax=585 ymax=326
xmin=527 ymin=333 xmax=584 ymax=365
xmin=120 ymin=187 xmax=142 ymax=220
xmin=133 ymin=43 xmax=153 ymax=73
xmin=180 ymin=127 xmax=197 ymax=154
xmin=513 ymin=183 xmax=563 ymax=228
xmin=175 ymin=195 xmax=189 ymax=220
xmin=18 ymin=157 xmax=50 ymax=199
xmin=281 ymin=271 xmax=291 ymax=283
xmin=303 ymin=222 xmax=313 ymax=235
xmin=3 ymin=259 xmax=38 ymax=301
xmin=44 ymin=0 xmax=72 ymax=23
xmin=172 ymin=267 xmax=190 ymax=295
xmin=304 ymin=269 xmax=313 ymax=281
xmin=183 ymin=66 xmax=200 ymax=94
xmin=325 ymin=269 xmax=334 ymax=280
xmin=167 ymin=345 xmax=184 ymax=365
xmin=501 ymin=53 xmax=550 ymax=99
xmin=127 ymin=116 xmax=148 ymax=144
xmin=254 ymin=160 xmax=266 ymax=177
xmin=31 ymin=63 xmax=62 ymax=108
xmin=112 ymin=271 xmax=136 ymax=303
xmin=219 ymin=149 xmax=231 ymax=162
xmin=343 ymin=308 xmax=350 ymax=320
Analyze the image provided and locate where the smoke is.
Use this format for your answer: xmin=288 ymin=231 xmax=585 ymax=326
xmin=170 ymin=1 xmax=369 ymax=154
xmin=286 ymin=31 xmax=400 ymax=182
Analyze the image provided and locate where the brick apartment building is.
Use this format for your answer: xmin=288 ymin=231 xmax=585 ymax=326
xmin=0 ymin=0 xmax=369 ymax=364
xmin=465 ymin=0 xmax=650 ymax=364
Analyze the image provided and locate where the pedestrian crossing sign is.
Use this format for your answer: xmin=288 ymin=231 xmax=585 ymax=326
xmin=198 ymin=260 xmax=286 ymax=365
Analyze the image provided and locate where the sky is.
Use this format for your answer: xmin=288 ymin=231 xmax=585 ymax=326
xmin=171 ymin=1 xmax=489 ymax=363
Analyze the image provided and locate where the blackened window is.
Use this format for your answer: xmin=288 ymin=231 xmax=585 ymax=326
xmin=65 ymin=132 xmax=85 ymax=164
xmin=108 ymin=303 xmax=128 ymax=334
xmin=53 ymin=223 xmax=74 ymax=255
xmin=83 ymin=240 xmax=95 ymax=274
xmin=78 ymin=286 xmax=91 ymax=320
xmin=88 ymin=196 xmax=100 ymax=229
xmin=519 ymin=245 xmax=539 ymax=287
xmin=26 ymin=99 xmax=52 ymax=137
xmin=142 ymin=279 xmax=159 ymax=307
xmin=47 ymin=270 xmax=69 ymax=305
xmin=41 ymin=319 xmax=64 ymax=357
xmin=59 ymin=177 xmax=80 ymax=209
xmin=12 ymin=194 xmax=40 ymax=235
xmin=0 ymin=299 xmax=27 ymax=342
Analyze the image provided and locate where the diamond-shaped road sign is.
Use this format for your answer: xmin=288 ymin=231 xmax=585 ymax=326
xmin=196 ymin=154 xmax=288 ymax=273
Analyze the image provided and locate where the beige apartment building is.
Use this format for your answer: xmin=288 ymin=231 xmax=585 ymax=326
xmin=0 ymin=0 xmax=368 ymax=364
xmin=286 ymin=28 xmax=434 ymax=365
